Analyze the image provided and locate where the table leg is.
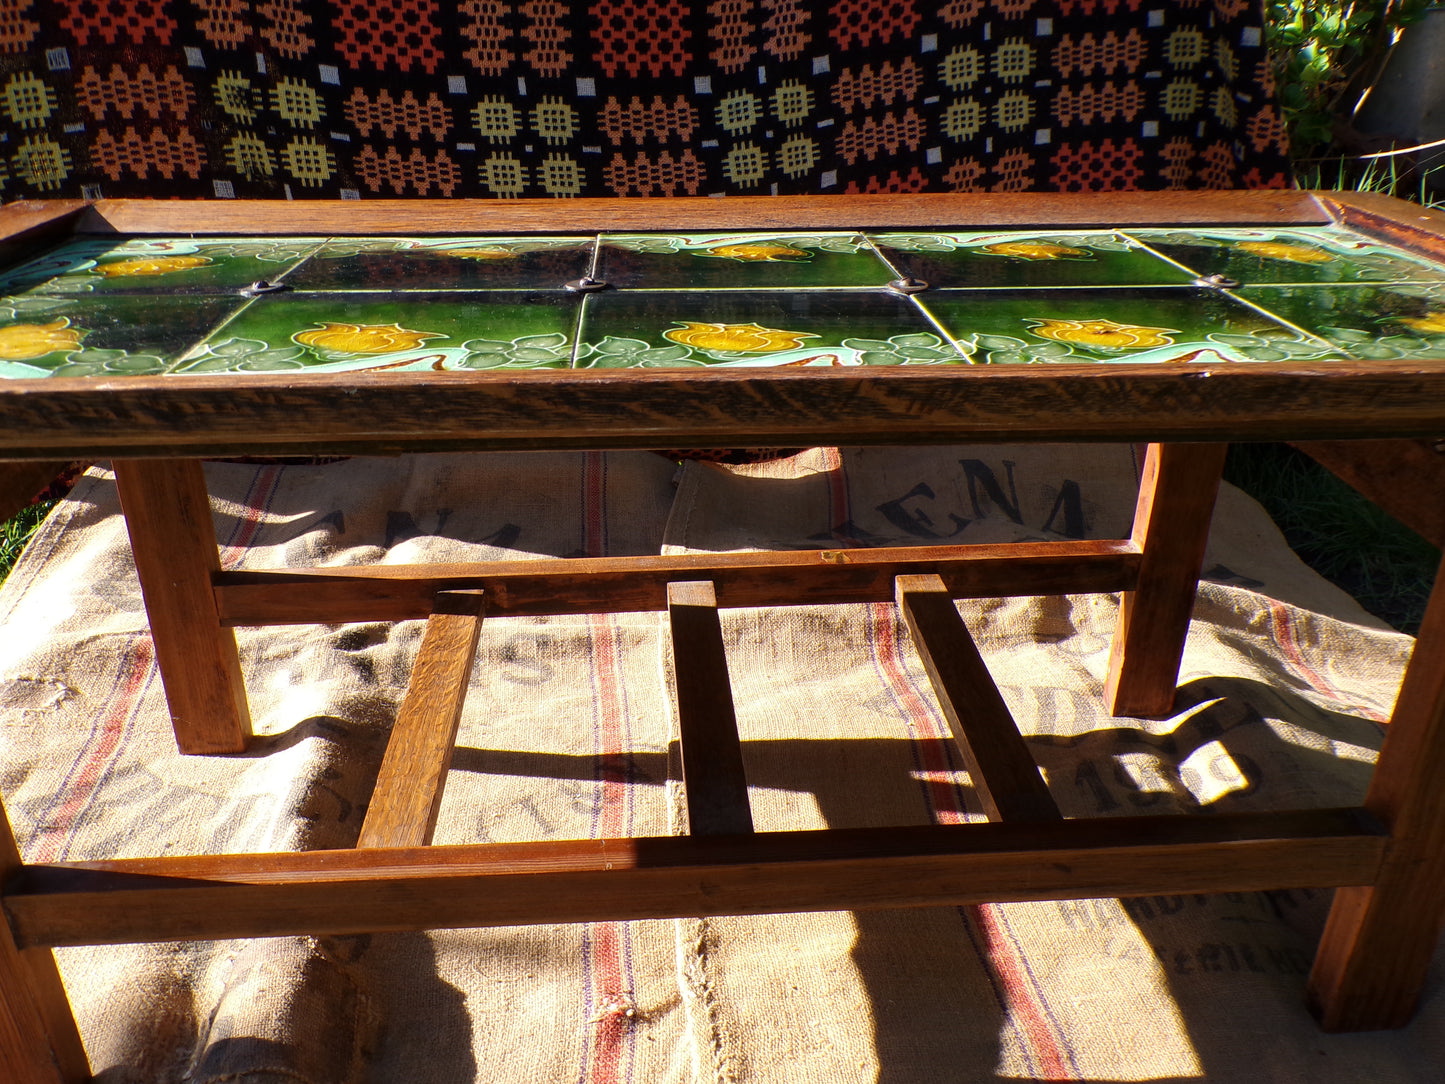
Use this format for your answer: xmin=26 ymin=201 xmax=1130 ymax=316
xmin=1308 ymin=551 xmax=1445 ymax=1031
xmin=113 ymin=459 xmax=252 ymax=755
xmin=1 ymin=804 xmax=89 ymax=1083
xmin=1103 ymin=442 xmax=1227 ymax=717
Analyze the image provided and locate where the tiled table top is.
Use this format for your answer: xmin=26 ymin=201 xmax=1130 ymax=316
xmin=2 ymin=225 xmax=1443 ymax=379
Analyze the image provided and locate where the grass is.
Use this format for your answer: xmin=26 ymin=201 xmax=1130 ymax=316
xmin=0 ymin=498 xmax=56 ymax=584
xmin=1224 ymin=443 xmax=1440 ymax=634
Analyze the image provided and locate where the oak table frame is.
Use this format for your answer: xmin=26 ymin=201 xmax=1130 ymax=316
xmin=1 ymin=190 xmax=1443 ymax=1082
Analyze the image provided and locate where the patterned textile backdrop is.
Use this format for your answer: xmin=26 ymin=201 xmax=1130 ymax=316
xmin=0 ymin=1 xmax=1291 ymax=201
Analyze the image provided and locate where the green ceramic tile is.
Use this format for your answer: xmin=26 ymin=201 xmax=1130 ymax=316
xmin=0 ymin=292 xmax=244 ymax=378
xmin=176 ymin=291 xmax=580 ymax=374
xmin=283 ymin=236 xmax=595 ymax=291
xmin=0 ymin=237 xmax=326 ymax=295
xmin=597 ymin=233 xmax=895 ymax=289
xmin=1238 ymin=283 xmax=1445 ymax=361
xmin=576 ymin=289 xmax=961 ymax=368
xmin=1123 ymin=226 xmax=1445 ymax=286
xmin=869 ymin=231 xmax=1195 ymax=288
xmin=919 ymin=287 xmax=1343 ymax=365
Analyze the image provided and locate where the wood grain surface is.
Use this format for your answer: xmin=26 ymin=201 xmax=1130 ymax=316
xmin=112 ymin=459 xmax=252 ymax=753
xmin=896 ymin=574 xmax=1061 ymax=823
xmin=667 ymin=581 xmax=754 ymax=837
xmin=214 ymin=540 xmax=1141 ymax=625
xmin=4 ymin=808 xmax=1384 ymax=948
xmin=357 ymin=590 xmax=485 ymax=850
xmin=65 ymin=189 xmax=1329 ymax=236
xmin=5 ymin=363 xmax=1445 ymax=460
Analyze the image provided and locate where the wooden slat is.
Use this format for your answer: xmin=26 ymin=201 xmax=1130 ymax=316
xmin=0 ymin=804 xmax=89 ymax=1082
xmin=0 ymin=201 xmax=90 ymax=245
xmin=357 ymin=590 xmax=486 ymax=850
xmin=5 ymin=363 xmax=1445 ymax=461
xmin=0 ymin=461 xmax=69 ymax=524
xmin=1315 ymin=190 xmax=1445 ymax=263
xmin=667 ymin=581 xmax=753 ymax=836
xmin=1104 ymin=443 xmax=1228 ymax=717
xmin=1291 ymin=439 xmax=1445 ymax=550
xmin=112 ymin=459 xmax=252 ymax=754
xmin=896 ymin=575 xmax=1060 ymax=822
xmin=3 ymin=809 xmax=1384 ymax=948
xmin=215 ymin=540 xmax=1141 ymax=626
xmin=72 ymin=190 xmax=1328 ymax=236
xmin=1308 ymin=552 xmax=1445 ymax=1031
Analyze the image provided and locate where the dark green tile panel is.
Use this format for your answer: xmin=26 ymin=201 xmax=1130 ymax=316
xmin=577 ymin=288 xmax=960 ymax=367
xmin=1124 ymin=227 xmax=1445 ymax=286
xmin=597 ymin=233 xmax=895 ymax=289
xmin=0 ymin=237 xmax=326 ymax=295
xmin=869 ymin=231 xmax=1196 ymax=289
xmin=284 ymin=237 xmax=595 ymax=291
xmin=0 ymin=293 xmax=245 ymax=377
xmin=921 ymin=286 xmax=1343 ymax=364
xmin=1239 ymin=283 xmax=1445 ymax=360
xmin=178 ymin=291 xmax=581 ymax=373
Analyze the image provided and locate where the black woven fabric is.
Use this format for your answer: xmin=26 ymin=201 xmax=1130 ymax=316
xmin=0 ymin=0 xmax=1290 ymax=201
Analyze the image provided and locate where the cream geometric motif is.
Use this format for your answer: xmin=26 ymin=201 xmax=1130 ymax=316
xmin=1212 ymin=85 xmax=1236 ymax=127
xmin=271 ymin=77 xmax=322 ymax=128
xmin=943 ymin=98 xmax=982 ymax=140
xmin=939 ymin=46 xmax=981 ymax=92
xmin=1161 ymin=79 xmax=1200 ymax=121
xmin=11 ymin=135 xmax=69 ymax=190
xmin=1166 ymin=27 xmax=1204 ymax=68
xmin=776 ymin=134 xmax=816 ymax=177
xmin=530 ymin=97 xmax=578 ymax=144
xmin=2 ymin=73 xmax=54 ymax=128
xmin=1215 ymin=39 xmax=1238 ymax=82
xmin=281 ymin=136 xmax=334 ymax=186
xmin=225 ymin=133 xmax=276 ymax=178
xmin=723 ymin=142 xmax=767 ymax=186
xmin=214 ymin=71 xmax=259 ymax=123
xmin=770 ymin=81 xmax=812 ymax=127
xmin=716 ymin=91 xmax=759 ymax=134
xmin=991 ymin=39 xmax=1034 ymax=85
xmin=993 ymin=91 xmax=1033 ymax=133
xmin=472 ymin=97 xmax=520 ymax=142
xmin=480 ymin=153 xmax=527 ymax=196
xmin=540 ymin=152 xmax=582 ymax=196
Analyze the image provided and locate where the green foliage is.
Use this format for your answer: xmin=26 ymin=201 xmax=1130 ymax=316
xmin=0 ymin=498 xmax=55 ymax=584
xmin=1265 ymin=0 xmax=1433 ymax=159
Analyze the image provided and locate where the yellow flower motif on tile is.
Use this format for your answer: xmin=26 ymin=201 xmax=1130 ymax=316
xmin=977 ymin=241 xmax=1089 ymax=260
xmin=94 ymin=255 xmax=213 ymax=277
xmin=1233 ymin=241 xmax=1335 ymax=263
xmin=1027 ymin=318 xmax=1176 ymax=349
xmin=0 ymin=318 xmax=82 ymax=359
xmin=294 ymin=322 xmax=445 ymax=354
xmin=663 ymin=322 xmax=818 ymax=353
xmin=702 ymin=243 xmax=812 ymax=262
xmin=1400 ymin=311 xmax=1445 ymax=334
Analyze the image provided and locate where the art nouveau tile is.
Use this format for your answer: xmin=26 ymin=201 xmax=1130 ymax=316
xmin=919 ymin=286 xmax=1344 ymax=365
xmin=176 ymin=292 xmax=581 ymax=374
xmin=1238 ymin=283 xmax=1445 ymax=360
xmin=1123 ymin=226 xmax=1445 ymax=286
xmin=0 ymin=293 xmax=245 ymax=378
xmin=576 ymin=288 xmax=960 ymax=368
xmin=596 ymin=233 xmax=895 ymax=289
xmin=283 ymin=237 xmax=595 ymax=291
xmin=869 ymin=230 xmax=1195 ymax=288
xmin=0 ymin=237 xmax=326 ymax=295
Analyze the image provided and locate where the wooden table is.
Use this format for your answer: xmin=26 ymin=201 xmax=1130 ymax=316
xmin=1 ymin=190 xmax=1443 ymax=1082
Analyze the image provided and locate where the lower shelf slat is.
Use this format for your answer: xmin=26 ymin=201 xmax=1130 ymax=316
xmin=5 ymin=808 xmax=1384 ymax=948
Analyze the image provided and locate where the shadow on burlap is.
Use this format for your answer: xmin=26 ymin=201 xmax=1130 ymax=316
xmin=0 ymin=445 xmax=1439 ymax=1082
